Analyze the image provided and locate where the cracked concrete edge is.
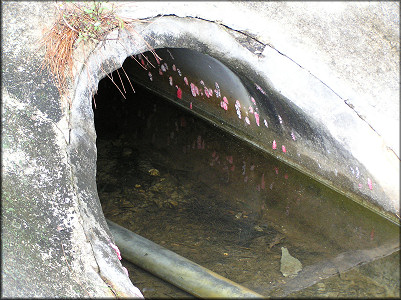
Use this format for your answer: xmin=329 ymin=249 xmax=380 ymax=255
xmin=253 ymin=42 xmax=399 ymax=211
xmin=134 ymin=15 xmax=399 ymax=216
xmin=68 ymin=8 xmax=398 ymax=220
xmin=144 ymin=11 xmax=394 ymax=160
xmin=115 ymin=1 xmax=400 ymax=158
xmin=179 ymin=14 xmax=349 ymax=98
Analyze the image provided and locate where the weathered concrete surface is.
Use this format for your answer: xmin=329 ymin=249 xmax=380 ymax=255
xmin=119 ymin=1 xmax=400 ymax=158
xmin=122 ymin=44 xmax=396 ymax=222
xmin=101 ymin=2 xmax=399 ymax=220
xmin=2 ymin=2 xmax=143 ymax=297
xmin=112 ymin=1 xmax=399 ymax=221
xmin=1 ymin=0 xmax=400 ymax=297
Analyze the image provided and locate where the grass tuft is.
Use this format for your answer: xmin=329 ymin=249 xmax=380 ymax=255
xmin=39 ymin=1 xmax=160 ymax=105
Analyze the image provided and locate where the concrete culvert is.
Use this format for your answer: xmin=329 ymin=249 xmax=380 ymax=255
xmin=92 ymin=47 xmax=399 ymax=297
xmin=2 ymin=1 xmax=399 ymax=298
xmin=72 ymin=16 xmax=400 ymax=226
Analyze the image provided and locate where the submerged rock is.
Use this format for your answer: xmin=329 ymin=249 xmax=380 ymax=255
xmin=148 ymin=168 xmax=160 ymax=176
xmin=280 ymin=247 xmax=302 ymax=277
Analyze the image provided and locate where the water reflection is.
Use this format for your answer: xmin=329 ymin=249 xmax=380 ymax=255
xmin=94 ymin=76 xmax=399 ymax=298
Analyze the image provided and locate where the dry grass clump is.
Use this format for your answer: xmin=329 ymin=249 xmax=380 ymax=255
xmin=39 ymin=1 xmax=159 ymax=102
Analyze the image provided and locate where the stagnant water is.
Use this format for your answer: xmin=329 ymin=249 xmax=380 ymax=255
xmin=94 ymin=77 xmax=399 ymax=298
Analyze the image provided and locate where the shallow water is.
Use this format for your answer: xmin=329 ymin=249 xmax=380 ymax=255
xmin=94 ymin=80 xmax=399 ymax=298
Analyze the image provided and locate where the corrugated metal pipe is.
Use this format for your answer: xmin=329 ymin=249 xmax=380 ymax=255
xmin=107 ymin=220 xmax=265 ymax=298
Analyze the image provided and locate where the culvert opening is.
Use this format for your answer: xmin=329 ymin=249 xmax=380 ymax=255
xmin=92 ymin=48 xmax=399 ymax=298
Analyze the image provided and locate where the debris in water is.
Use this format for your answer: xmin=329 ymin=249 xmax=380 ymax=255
xmin=261 ymin=173 xmax=265 ymax=190
xmin=148 ymin=169 xmax=160 ymax=176
xmin=280 ymin=247 xmax=302 ymax=277
xmin=268 ymin=234 xmax=284 ymax=249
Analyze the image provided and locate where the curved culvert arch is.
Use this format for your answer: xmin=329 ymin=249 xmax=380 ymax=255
xmin=65 ymin=13 xmax=400 ymax=297
xmin=70 ymin=16 xmax=399 ymax=233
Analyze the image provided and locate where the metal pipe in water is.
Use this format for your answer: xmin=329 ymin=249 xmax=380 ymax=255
xmin=107 ymin=220 xmax=265 ymax=298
